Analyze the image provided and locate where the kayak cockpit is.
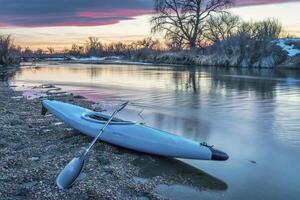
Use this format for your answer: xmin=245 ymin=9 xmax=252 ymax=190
xmin=81 ymin=112 xmax=135 ymax=125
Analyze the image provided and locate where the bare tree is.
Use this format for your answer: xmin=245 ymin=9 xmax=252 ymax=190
xmin=47 ymin=47 xmax=55 ymax=54
xmin=35 ymin=48 xmax=44 ymax=57
xmin=85 ymin=37 xmax=104 ymax=56
xmin=0 ymin=34 xmax=21 ymax=66
xmin=23 ymin=47 xmax=34 ymax=57
xmin=69 ymin=44 xmax=84 ymax=56
xmin=237 ymin=19 xmax=282 ymax=41
xmin=203 ymin=12 xmax=240 ymax=43
xmin=166 ymin=29 xmax=185 ymax=50
xmin=151 ymin=0 xmax=233 ymax=49
xmin=252 ymin=18 xmax=282 ymax=43
xmin=133 ymin=37 xmax=160 ymax=50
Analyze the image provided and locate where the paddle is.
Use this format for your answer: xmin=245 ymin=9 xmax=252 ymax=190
xmin=56 ymin=101 xmax=129 ymax=189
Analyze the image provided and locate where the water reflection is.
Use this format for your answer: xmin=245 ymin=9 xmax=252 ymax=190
xmin=132 ymin=156 xmax=227 ymax=191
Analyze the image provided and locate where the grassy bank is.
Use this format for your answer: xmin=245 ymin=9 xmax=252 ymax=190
xmin=129 ymin=38 xmax=300 ymax=69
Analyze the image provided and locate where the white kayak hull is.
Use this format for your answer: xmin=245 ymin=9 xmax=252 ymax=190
xmin=42 ymin=100 xmax=228 ymax=161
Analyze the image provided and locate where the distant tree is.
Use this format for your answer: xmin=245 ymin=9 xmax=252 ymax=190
xmin=151 ymin=0 xmax=233 ymax=49
xmin=69 ymin=44 xmax=84 ymax=56
xmin=35 ymin=48 xmax=44 ymax=57
xmin=203 ymin=12 xmax=241 ymax=43
xmin=23 ymin=47 xmax=34 ymax=57
xmin=85 ymin=37 xmax=103 ymax=56
xmin=47 ymin=47 xmax=55 ymax=54
xmin=134 ymin=37 xmax=160 ymax=49
xmin=105 ymin=42 xmax=128 ymax=55
xmin=252 ymin=18 xmax=282 ymax=43
xmin=237 ymin=18 xmax=282 ymax=42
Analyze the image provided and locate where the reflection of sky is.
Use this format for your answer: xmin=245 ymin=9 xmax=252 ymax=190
xmin=0 ymin=2 xmax=299 ymax=50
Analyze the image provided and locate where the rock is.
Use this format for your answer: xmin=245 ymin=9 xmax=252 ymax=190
xmin=11 ymin=96 xmax=23 ymax=99
xmin=54 ymin=122 xmax=63 ymax=126
xmin=137 ymin=196 xmax=149 ymax=200
xmin=73 ymin=95 xmax=86 ymax=99
xmin=22 ymin=181 xmax=38 ymax=189
xmin=41 ymin=84 xmax=55 ymax=89
xmin=77 ymin=172 xmax=87 ymax=181
xmin=133 ymin=177 xmax=148 ymax=184
xmin=29 ymin=156 xmax=40 ymax=161
xmin=100 ymin=171 xmax=111 ymax=177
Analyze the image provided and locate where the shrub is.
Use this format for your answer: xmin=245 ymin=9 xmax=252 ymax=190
xmin=0 ymin=34 xmax=21 ymax=66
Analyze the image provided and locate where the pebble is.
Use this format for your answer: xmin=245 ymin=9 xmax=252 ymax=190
xmin=11 ymin=96 xmax=23 ymax=99
xmin=100 ymin=171 xmax=112 ymax=177
xmin=30 ymin=156 xmax=40 ymax=161
xmin=77 ymin=172 xmax=87 ymax=181
xmin=137 ymin=196 xmax=149 ymax=200
xmin=133 ymin=177 xmax=148 ymax=184
xmin=73 ymin=95 xmax=86 ymax=99
xmin=22 ymin=181 xmax=38 ymax=189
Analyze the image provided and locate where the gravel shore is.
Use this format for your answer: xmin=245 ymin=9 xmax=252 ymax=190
xmin=0 ymin=67 xmax=227 ymax=200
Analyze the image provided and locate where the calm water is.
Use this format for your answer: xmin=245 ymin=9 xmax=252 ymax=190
xmin=11 ymin=63 xmax=300 ymax=199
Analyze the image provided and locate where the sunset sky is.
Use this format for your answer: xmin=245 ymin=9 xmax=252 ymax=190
xmin=0 ymin=0 xmax=299 ymax=50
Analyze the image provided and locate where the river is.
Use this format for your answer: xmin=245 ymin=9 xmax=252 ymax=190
xmin=10 ymin=62 xmax=300 ymax=200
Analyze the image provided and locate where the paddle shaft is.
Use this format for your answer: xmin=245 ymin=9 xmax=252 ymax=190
xmin=83 ymin=102 xmax=128 ymax=156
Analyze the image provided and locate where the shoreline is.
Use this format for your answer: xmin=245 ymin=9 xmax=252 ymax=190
xmin=33 ymin=57 xmax=300 ymax=70
xmin=0 ymin=67 xmax=227 ymax=199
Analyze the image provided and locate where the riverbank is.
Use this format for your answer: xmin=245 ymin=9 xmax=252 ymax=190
xmin=131 ymin=38 xmax=300 ymax=69
xmin=0 ymin=67 xmax=227 ymax=199
xmin=42 ymin=38 xmax=300 ymax=69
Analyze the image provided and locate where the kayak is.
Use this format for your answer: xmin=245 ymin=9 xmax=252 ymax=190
xmin=41 ymin=100 xmax=228 ymax=161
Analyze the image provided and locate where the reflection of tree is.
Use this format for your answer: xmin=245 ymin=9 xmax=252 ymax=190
xmin=170 ymin=66 xmax=300 ymax=99
xmin=188 ymin=67 xmax=198 ymax=93
xmin=171 ymin=66 xmax=201 ymax=93
xmin=152 ymin=112 xmax=210 ymax=141
xmin=209 ymin=68 xmax=278 ymax=99
xmin=89 ymin=66 xmax=103 ymax=80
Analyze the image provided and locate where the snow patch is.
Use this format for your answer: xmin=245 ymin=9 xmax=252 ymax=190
xmin=71 ymin=56 xmax=106 ymax=61
xmin=70 ymin=56 xmax=123 ymax=62
xmin=277 ymin=38 xmax=300 ymax=57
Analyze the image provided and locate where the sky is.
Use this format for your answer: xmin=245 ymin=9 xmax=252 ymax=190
xmin=0 ymin=0 xmax=299 ymax=50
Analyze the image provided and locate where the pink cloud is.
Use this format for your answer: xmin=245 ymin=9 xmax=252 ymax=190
xmin=0 ymin=0 xmax=296 ymax=27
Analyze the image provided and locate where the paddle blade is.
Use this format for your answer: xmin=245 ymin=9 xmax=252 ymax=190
xmin=56 ymin=155 xmax=85 ymax=189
